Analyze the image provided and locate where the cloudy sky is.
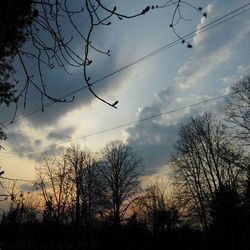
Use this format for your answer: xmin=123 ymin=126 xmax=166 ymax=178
xmin=0 ymin=0 xmax=250 ymax=181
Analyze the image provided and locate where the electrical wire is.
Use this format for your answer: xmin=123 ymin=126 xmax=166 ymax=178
xmin=1 ymin=3 xmax=249 ymax=126
xmin=0 ymin=91 xmax=237 ymax=160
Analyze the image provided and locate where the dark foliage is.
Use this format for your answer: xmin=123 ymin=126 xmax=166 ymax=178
xmin=0 ymin=222 xmax=213 ymax=250
xmin=0 ymin=82 xmax=16 ymax=106
xmin=0 ymin=0 xmax=34 ymax=59
xmin=210 ymin=185 xmax=241 ymax=233
xmin=0 ymin=0 xmax=35 ymax=140
xmin=0 ymin=0 xmax=35 ymax=102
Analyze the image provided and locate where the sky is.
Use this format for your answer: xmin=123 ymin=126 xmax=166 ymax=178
xmin=0 ymin=0 xmax=250 ymax=183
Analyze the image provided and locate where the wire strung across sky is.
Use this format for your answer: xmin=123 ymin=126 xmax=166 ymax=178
xmin=0 ymin=170 xmax=169 ymax=185
xmin=0 ymin=4 xmax=249 ymax=191
xmin=0 ymin=170 xmax=170 ymax=184
xmin=0 ymin=91 xmax=238 ymax=160
xmin=0 ymin=3 xmax=249 ymax=162
xmin=0 ymin=176 xmax=36 ymax=184
xmin=1 ymin=2 xmax=249 ymax=127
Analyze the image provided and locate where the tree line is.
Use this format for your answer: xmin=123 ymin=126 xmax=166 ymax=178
xmin=0 ymin=76 xmax=250 ymax=249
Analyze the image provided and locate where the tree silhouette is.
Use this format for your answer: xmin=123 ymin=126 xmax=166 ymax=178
xmin=210 ymin=184 xmax=241 ymax=232
xmin=210 ymin=184 xmax=242 ymax=250
xmin=1 ymin=191 xmax=25 ymax=225
xmin=64 ymin=145 xmax=99 ymax=232
xmin=226 ymin=75 xmax=250 ymax=146
xmin=98 ymin=140 xmax=143 ymax=227
xmin=0 ymin=0 xmax=34 ymax=99
xmin=171 ymin=113 xmax=245 ymax=230
xmin=138 ymin=181 xmax=179 ymax=233
xmin=241 ymin=165 xmax=250 ymax=239
xmin=0 ymin=0 xmax=34 ymax=129
xmin=36 ymin=157 xmax=74 ymax=223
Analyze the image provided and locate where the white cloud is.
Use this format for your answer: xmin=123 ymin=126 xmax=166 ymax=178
xmin=2 ymin=0 xmax=250 ymax=177
xmin=124 ymin=0 xmax=250 ymax=171
xmin=177 ymin=1 xmax=250 ymax=90
xmin=176 ymin=47 xmax=231 ymax=89
xmin=219 ymin=63 xmax=250 ymax=94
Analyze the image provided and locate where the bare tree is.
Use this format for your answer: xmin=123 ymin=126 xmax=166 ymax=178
xmin=1 ymin=193 xmax=25 ymax=225
xmin=0 ymin=178 xmax=26 ymax=225
xmin=97 ymin=140 xmax=143 ymax=227
xmin=171 ymin=113 xmax=245 ymax=230
xmin=36 ymin=157 xmax=74 ymax=223
xmin=2 ymin=189 xmax=41 ymax=224
xmin=0 ymin=0 xmax=206 ymax=119
xmin=137 ymin=180 xmax=179 ymax=233
xmin=21 ymin=191 xmax=41 ymax=223
xmin=64 ymin=145 xmax=99 ymax=231
xmin=225 ymin=76 xmax=250 ymax=146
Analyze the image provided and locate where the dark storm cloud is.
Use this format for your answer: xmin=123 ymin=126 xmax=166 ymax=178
xmin=126 ymin=122 xmax=178 ymax=170
xmin=34 ymin=139 xmax=42 ymax=146
xmin=126 ymin=90 xmax=230 ymax=171
xmin=47 ymin=127 xmax=75 ymax=140
xmin=6 ymin=131 xmax=65 ymax=162
xmin=8 ymin=42 xmax=125 ymax=127
xmin=40 ymin=144 xmax=65 ymax=159
xmin=26 ymin=144 xmax=65 ymax=162
xmin=19 ymin=183 xmax=36 ymax=192
xmin=138 ymin=87 xmax=177 ymax=120
xmin=125 ymin=86 xmax=182 ymax=170
xmin=6 ymin=131 xmax=40 ymax=160
xmin=7 ymin=132 xmax=33 ymax=155
xmin=125 ymin=81 xmax=226 ymax=171
xmin=0 ymin=2 xmax=132 ymax=127
xmin=3 ymin=0 xmax=249 ymax=168
xmin=126 ymin=114 xmax=191 ymax=171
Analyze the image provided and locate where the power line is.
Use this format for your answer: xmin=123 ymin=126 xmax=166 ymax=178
xmin=0 ymin=176 xmax=36 ymax=184
xmin=0 ymin=91 xmax=237 ymax=160
xmin=2 ymin=3 xmax=249 ymax=126
xmin=0 ymin=4 xmax=249 ymax=159
xmin=0 ymin=171 xmax=168 ymax=185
